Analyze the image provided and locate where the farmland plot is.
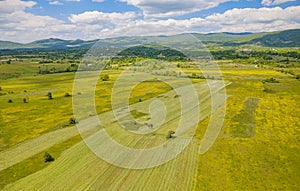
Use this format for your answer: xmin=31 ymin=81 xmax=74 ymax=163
xmin=3 ymin=76 xmax=228 ymax=190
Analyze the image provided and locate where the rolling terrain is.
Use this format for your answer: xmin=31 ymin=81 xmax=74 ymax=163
xmin=0 ymin=31 xmax=299 ymax=190
xmin=0 ymin=29 xmax=299 ymax=50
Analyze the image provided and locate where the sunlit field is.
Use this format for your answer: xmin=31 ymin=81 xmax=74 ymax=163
xmin=0 ymin=57 xmax=299 ymax=190
xmin=1 ymin=0 xmax=300 ymax=189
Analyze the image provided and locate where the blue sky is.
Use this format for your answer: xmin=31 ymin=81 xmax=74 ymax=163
xmin=26 ymin=0 xmax=140 ymax=21
xmin=0 ymin=0 xmax=299 ymax=42
xmin=26 ymin=0 xmax=299 ymax=21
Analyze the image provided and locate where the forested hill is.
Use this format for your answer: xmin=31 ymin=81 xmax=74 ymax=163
xmin=247 ymin=29 xmax=300 ymax=47
xmin=112 ymin=45 xmax=187 ymax=61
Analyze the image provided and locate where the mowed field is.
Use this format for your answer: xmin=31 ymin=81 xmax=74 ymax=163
xmin=0 ymin=62 xmax=299 ymax=190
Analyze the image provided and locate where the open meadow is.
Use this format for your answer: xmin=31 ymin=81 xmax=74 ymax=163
xmin=0 ymin=0 xmax=300 ymax=189
xmin=0 ymin=54 xmax=299 ymax=190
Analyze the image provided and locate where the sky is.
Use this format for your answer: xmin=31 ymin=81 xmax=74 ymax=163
xmin=0 ymin=0 xmax=299 ymax=43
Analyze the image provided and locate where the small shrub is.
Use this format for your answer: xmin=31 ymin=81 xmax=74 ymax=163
xmin=166 ymin=130 xmax=175 ymax=139
xmin=8 ymin=99 xmax=13 ymax=103
xmin=100 ymin=74 xmax=109 ymax=81
xmin=139 ymin=98 xmax=142 ymax=102
xmin=263 ymin=77 xmax=279 ymax=83
xmin=64 ymin=92 xmax=71 ymax=97
xmin=69 ymin=117 xmax=78 ymax=125
xmin=23 ymin=98 xmax=28 ymax=103
xmin=44 ymin=152 xmax=55 ymax=162
xmin=47 ymin=92 xmax=53 ymax=100
xmin=263 ymin=88 xmax=276 ymax=94
xmin=65 ymin=66 xmax=71 ymax=72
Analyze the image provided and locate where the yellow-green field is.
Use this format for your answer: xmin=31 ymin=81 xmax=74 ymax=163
xmin=0 ymin=62 xmax=299 ymax=190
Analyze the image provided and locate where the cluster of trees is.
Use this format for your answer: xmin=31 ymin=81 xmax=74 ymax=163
xmin=188 ymin=73 xmax=219 ymax=80
xmin=38 ymin=63 xmax=78 ymax=74
xmin=263 ymin=77 xmax=279 ymax=83
xmin=111 ymin=45 xmax=188 ymax=63
xmin=0 ymin=49 xmax=87 ymax=60
xmin=211 ymin=49 xmax=300 ymax=60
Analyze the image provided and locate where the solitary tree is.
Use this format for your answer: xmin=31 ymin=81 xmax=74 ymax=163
xmin=69 ymin=117 xmax=78 ymax=124
xmin=44 ymin=152 xmax=55 ymax=162
xmin=23 ymin=98 xmax=28 ymax=103
xmin=64 ymin=92 xmax=71 ymax=97
xmin=38 ymin=66 xmax=42 ymax=74
xmin=47 ymin=92 xmax=53 ymax=100
xmin=167 ymin=130 xmax=175 ymax=139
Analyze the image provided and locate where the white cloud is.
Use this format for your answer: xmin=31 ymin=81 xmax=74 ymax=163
xmin=202 ymin=6 xmax=300 ymax=32
xmin=119 ymin=0 xmax=233 ymax=18
xmin=64 ymin=6 xmax=300 ymax=40
xmin=0 ymin=0 xmax=75 ymax=42
xmin=273 ymin=0 xmax=296 ymax=4
xmin=49 ymin=1 xmax=63 ymax=5
xmin=68 ymin=11 xmax=137 ymax=25
xmin=0 ymin=1 xmax=299 ymax=43
xmin=67 ymin=11 xmax=138 ymax=39
xmin=261 ymin=0 xmax=296 ymax=6
xmin=261 ymin=0 xmax=273 ymax=6
xmin=0 ymin=0 xmax=36 ymax=14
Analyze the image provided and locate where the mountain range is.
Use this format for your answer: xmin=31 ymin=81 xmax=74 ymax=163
xmin=0 ymin=29 xmax=299 ymax=50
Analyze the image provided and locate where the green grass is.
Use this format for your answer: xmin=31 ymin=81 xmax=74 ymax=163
xmin=0 ymin=69 xmax=194 ymax=189
xmin=0 ymin=59 xmax=299 ymax=190
xmin=0 ymin=60 xmax=71 ymax=80
xmin=2 ymin=78 xmax=209 ymax=190
xmin=195 ymin=66 xmax=300 ymax=190
xmin=230 ymin=97 xmax=259 ymax=138
xmin=0 ymin=135 xmax=82 ymax=190
xmin=0 ymin=72 xmax=76 ymax=150
xmin=0 ymin=69 xmax=225 ymax=190
xmin=130 ymin=109 xmax=148 ymax=119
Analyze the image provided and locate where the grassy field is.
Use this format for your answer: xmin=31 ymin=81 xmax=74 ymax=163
xmin=0 ymin=60 xmax=299 ymax=190
xmin=1 ymin=70 xmax=227 ymax=190
xmin=195 ymin=67 xmax=300 ymax=190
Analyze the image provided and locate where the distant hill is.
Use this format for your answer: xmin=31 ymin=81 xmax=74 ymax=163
xmin=247 ymin=29 xmax=300 ymax=47
xmin=0 ymin=38 xmax=98 ymax=50
xmin=193 ymin=32 xmax=262 ymax=43
xmin=27 ymin=38 xmax=98 ymax=49
xmin=0 ymin=41 xmax=24 ymax=49
xmin=0 ymin=29 xmax=299 ymax=50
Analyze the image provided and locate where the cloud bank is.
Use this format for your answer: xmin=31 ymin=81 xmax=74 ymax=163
xmin=0 ymin=0 xmax=299 ymax=42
